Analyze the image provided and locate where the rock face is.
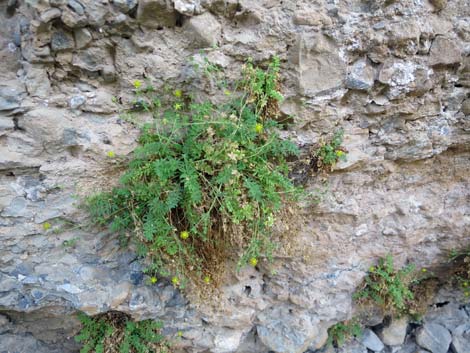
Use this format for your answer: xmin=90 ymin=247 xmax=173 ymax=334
xmin=0 ymin=0 xmax=469 ymax=353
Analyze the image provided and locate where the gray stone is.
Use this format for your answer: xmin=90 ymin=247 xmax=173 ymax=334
xmin=416 ymin=323 xmax=452 ymax=353
xmin=292 ymin=33 xmax=346 ymax=96
xmin=50 ymin=0 xmax=67 ymax=6
xmin=429 ymin=37 xmax=462 ymax=66
xmin=185 ymin=12 xmax=221 ymax=48
xmin=112 ymin=0 xmax=138 ymax=13
xmin=346 ymin=59 xmax=375 ymax=91
xmin=451 ymin=324 xmax=470 ymax=353
xmin=136 ymin=0 xmax=176 ymax=28
xmin=51 ymin=30 xmax=75 ymax=51
xmin=256 ymin=307 xmax=320 ymax=353
xmin=0 ymin=86 xmax=22 ymax=111
xmin=174 ymin=0 xmax=202 ymax=16
xmin=67 ymin=0 xmax=85 ymax=15
xmin=61 ymin=9 xmax=88 ymax=28
xmin=40 ymin=8 xmax=61 ymax=23
xmin=377 ymin=317 xmax=408 ymax=346
xmin=360 ymin=328 xmax=384 ymax=352
xmin=69 ymin=95 xmax=86 ymax=109
xmin=336 ymin=341 xmax=368 ymax=353
xmin=74 ymin=28 xmax=92 ymax=49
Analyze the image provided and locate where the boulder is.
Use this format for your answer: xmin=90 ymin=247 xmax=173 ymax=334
xmin=360 ymin=328 xmax=384 ymax=352
xmin=451 ymin=324 xmax=470 ymax=353
xmin=416 ymin=323 xmax=452 ymax=353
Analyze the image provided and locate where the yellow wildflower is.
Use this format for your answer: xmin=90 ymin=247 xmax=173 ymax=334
xmin=203 ymin=276 xmax=211 ymax=284
xmin=150 ymin=276 xmax=158 ymax=284
xmin=133 ymin=80 xmax=142 ymax=89
xmin=171 ymin=276 xmax=180 ymax=285
xmin=180 ymin=231 xmax=189 ymax=240
xmin=107 ymin=151 xmax=115 ymax=158
xmin=255 ymin=123 xmax=263 ymax=134
xmin=369 ymin=266 xmax=375 ymax=272
xmin=43 ymin=222 xmax=51 ymax=231
xmin=421 ymin=268 xmax=427 ymax=273
xmin=249 ymin=257 xmax=258 ymax=267
xmin=336 ymin=150 xmax=345 ymax=158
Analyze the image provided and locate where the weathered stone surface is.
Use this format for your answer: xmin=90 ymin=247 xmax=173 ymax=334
xmin=74 ymin=28 xmax=92 ymax=49
xmin=360 ymin=328 xmax=384 ymax=352
xmin=40 ymin=8 xmax=61 ymax=23
xmin=346 ymin=59 xmax=375 ymax=91
xmin=451 ymin=324 xmax=470 ymax=353
xmin=416 ymin=323 xmax=452 ymax=353
xmin=51 ymin=29 xmax=75 ymax=51
xmin=174 ymin=0 xmax=202 ymax=16
xmin=0 ymin=0 xmax=469 ymax=352
xmin=112 ymin=0 xmax=138 ymax=13
xmin=429 ymin=37 xmax=462 ymax=66
xmin=136 ymin=0 xmax=176 ymax=28
xmin=377 ymin=317 xmax=408 ymax=346
xmin=184 ymin=12 xmax=222 ymax=48
xmin=292 ymin=33 xmax=346 ymax=96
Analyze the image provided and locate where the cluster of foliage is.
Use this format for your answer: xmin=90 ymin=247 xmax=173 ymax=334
xmin=75 ymin=312 xmax=168 ymax=353
xmin=87 ymin=57 xmax=302 ymax=286
xmin=327 ymin=318 xmax=362 ymax=347
xmin=449 ymin=247 xmax=470 ymax=298
xmin=314 ymin=130 xmax=347 ymax=171
xmin=354 ymin=255 xmax=417 ymax=316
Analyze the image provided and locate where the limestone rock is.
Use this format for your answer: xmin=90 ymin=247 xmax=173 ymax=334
xmin=174 ymin=0 xmax=202 ymax=16
xmin=256 ymin=307 xmax=320 ymax=353
xmin=451 ymin=324 xmax=470 ymax=353
xmin=40 ymin=8 xmax=61 ymax=23
xmin=292 ymin=33 xmax=346 ymax=96
xmin=360 ymin=328 xmax=384 ymax=352
xmin=137 ymin=0 xmax=176 ymax=28
xmin=51 ymin=29 xmax=75 ymax=51
xmin=293 ymin=10 xmax=332 ymax=27
xmin=112 ymin=0 xmax=138 ymax=13
xmin=346 ymin=59 xmax=375 ymax=91
xmin=429 ymin=37 xmax=462 ymax=66
xmin=184 ymin=12 xmax=221 ymax=48
xmin=377 ymin=317 xmax=408 ymax=346
xmin=416 ymin=323 xmax=452 ymax=353
xmin=74 ymin=28 xmax=92 ymax=49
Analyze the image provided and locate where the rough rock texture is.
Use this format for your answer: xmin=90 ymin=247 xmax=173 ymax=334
xmin=0 ymin=0 xmax=469 ymax=352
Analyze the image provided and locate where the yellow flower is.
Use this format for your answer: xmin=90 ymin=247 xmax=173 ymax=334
xmin=174 ymin=103 xmax=182 ymax=111
xmin=223 ymin=89 xmax=231 ymax=96
xmin=255 ymin=123 xmax=263 ymax=134
xmin=249 ymin=257 xmax=258 ymax=267
xmin=336 ymin=150 xmax=344 ymax=157
xmin=171 ymin=276 xmax=180 ymax=285
xmin=43 ymin=222 xmax=51 ymax=231
xmin=174 ymin=89 xmax=182 ymax=98
xmin=180 ymin=231 xmax=189 ymax=240
xmin=369 ymin=266 xmax=375 ymax=272
xmin=177 ymin=331 xmax=183 ymax=337
xmin=107 ymin=151 xmax=115 ymax=158
xmin=421 ymin=268 xmax=427 ymax=273
xmin=133 ymin=80 xmax=142 ymax=89
xmin=150 ymin=276 xmax=158 ymax=284
xmin=203 ymin=276 xmax=211 ymax=284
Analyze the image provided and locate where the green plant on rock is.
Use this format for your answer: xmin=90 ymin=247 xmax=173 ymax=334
xmin=448 ymin=247 xmax=470 ymax=299
xmin=86 ymin=57 xmax=302 ymax=286
xmin=314 ymin=130 xmax=347 ymax=171
xmin=327 ymin=318 xmax=362 ymax=347
xmin=75 ymin=312 xmax=168 ymax=353
xmin=354 ymin=254 xmax=416 ymax=316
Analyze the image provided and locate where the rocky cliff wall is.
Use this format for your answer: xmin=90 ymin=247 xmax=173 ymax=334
xmin=0 ymin=0 xmax=469 ymax=352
